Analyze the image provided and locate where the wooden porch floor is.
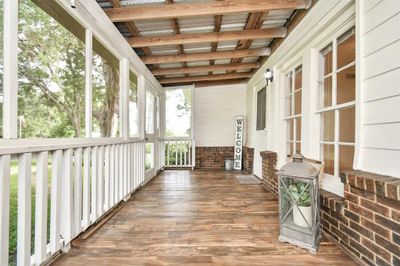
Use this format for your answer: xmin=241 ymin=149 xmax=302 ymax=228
xmin=54 ymin=170 xmax=358 ymax=265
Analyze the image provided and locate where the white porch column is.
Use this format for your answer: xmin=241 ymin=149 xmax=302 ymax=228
xmin=3 ymin=0 xmax=18 ymax=139
xmin=85 ymin=29 xmax=93 ymax=138
xmin=119 ymin=58 xmax=129 ymax=139
xmin=138 ymin=75 xmax=146 ymax=140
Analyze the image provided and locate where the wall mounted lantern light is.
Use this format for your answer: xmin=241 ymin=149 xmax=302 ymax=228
xmin=264 ymin=68 xmax=274 ymax=85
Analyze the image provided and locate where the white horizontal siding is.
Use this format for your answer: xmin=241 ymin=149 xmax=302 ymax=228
xmin=363 ymin=68 xmax=400 ymax=102
xmin=359 ymin=0 xmax=400 ymax=178
xmin=363 ymin=95 xmax=400 ymax=125
xmin=195 ymin=84 xmax=246 ymax=147
xmin=363 ymin=123 xmax=400 ymax=150
xmin=363 ymin=40 xmax=400 ymax=80
xmin=363 ymin=0 xmax=400 ymax=34
xmin=359 ymin=148 xmax=400 ymax=177
xmin=363 ymin=12 xmax=400 ymax=56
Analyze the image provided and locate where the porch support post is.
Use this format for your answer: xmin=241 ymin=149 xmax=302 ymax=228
xmin=85 ymin=29 xmax=93 ymax=137
xmin=3 ymin=0 xmax=18 ymax=139
xmin=119 ymin=58 xmax=129 ymax=139
xmin=138 ymin=75 xmax=146 ymax=140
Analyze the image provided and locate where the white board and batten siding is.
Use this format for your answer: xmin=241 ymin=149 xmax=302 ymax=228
xmin=195 ymin=84 xmax=246 ymax=147
xmin=359 ymin=0 xmax=400 ymax=177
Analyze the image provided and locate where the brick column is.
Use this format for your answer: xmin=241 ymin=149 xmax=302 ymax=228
xmin=243 ymin=147 xmax=254 ymax=173
xmin=260 ymin=150 xmax=278 ymax=196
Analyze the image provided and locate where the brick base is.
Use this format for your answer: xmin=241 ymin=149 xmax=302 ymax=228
xmin=322 ymin=171 xmax=400 ymax=266
xmin=243 ymin=147 xmax=254 ymax=173
xmin=195 ymin=147 xmax=234 ymax=170
xmin=259 ymin=152 xmax=400 ymax=265
xmin=260 ymin=150 xmax=278 ymax=195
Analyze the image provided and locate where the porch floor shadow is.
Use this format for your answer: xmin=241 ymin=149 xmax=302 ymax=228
xmin=53 ymin=170 xmax=358 ymax=266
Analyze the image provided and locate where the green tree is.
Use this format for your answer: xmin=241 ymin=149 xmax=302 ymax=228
xmin=18 ymin=0 xmax=119 ymax=138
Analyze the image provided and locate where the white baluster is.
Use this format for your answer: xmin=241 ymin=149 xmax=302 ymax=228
xmin=91 ymin=146 xmax=98 ymax=221
xmin=50 ymin=150 xmax=62 ymax=254
xmin=98 ymin=146 xmax=104 ymax=216
xmin=110 ymin=145 xmax=115 ymax=207
xmin=17 ymin=153 xmax=32 ymax=266
xmin=34 ymin=152 xmax=48 ymax=265
xmin=0 ymin=155 xmax=11 ymax=266
xmin=82 ymin=147 xmax=91 ymax=229
xmin=104 ymin=145 xmax=111 ymax=211
xmin=74 ymin=148 xmax=83 ymax=236
xmin=60 ymin=149 xmax=73 ymax=247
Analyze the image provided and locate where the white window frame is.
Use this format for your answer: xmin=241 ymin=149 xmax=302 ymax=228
xmin=284 ymin=64 xmax=303 ymax=157
xmin=316 ymin=26 xmax=356 ymax=197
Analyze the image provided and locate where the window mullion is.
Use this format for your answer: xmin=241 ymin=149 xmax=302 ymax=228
xmin=291 ymin=70 xmax=295 ymax=117
xmin=334 ymin=109 xmax=340 ymax=177
xmin=332 ymin=38 xmax=338 ymax=107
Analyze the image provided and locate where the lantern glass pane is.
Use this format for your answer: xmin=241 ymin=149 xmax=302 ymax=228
xmin=280 ymin=177 xmax=313 ymax=233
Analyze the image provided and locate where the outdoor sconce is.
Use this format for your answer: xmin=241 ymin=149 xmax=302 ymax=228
xmin=277 ymin=153 xmax=321 ymax=253
xmin=264 ymin=68 xmax=273 ymax=85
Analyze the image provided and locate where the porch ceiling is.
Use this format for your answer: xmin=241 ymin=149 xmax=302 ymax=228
xmin=95 ymin=0 xmax=313 ymax=87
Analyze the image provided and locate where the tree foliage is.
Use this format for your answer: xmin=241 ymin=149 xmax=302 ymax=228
xmin=17 ymin=0 xmax=119 ymax=138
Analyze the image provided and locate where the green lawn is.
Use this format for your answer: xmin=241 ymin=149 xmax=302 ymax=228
xmin=8 ymin=160 xmax=52 ymax=265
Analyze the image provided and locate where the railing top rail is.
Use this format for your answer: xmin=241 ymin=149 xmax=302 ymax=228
xmin=0 ymin=137 xmax=145 ymax=155
xmin=160 ymin=137 xmax=194 ymax=141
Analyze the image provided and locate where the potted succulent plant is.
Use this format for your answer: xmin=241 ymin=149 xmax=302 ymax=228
xmin=288 ymin=182 xmax=312 ymax=227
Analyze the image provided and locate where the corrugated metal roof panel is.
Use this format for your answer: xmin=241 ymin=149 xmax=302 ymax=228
xmin=214 ymin=59 xmax=232 ymax=65
xmin=158 ymin=63 xmax=184 ymax=68
xmin=186 ymin=61 xmax=210 ymax=66
xmin=184 ymin=43 xmax=211 ymax=53
xmin=242 ymin=57 xmax=259 ymax=63
xmin=188 ymin=72 xmax=209 ymax=76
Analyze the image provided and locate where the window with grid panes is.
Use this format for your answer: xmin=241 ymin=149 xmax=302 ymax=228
xmin=285 ymin=65 xmax=302 ymax=157
xmin=318 ymin=27 xmax=356 ymax=179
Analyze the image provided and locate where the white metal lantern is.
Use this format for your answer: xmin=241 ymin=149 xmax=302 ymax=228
xmin=277 ymin=153 xmax=321 ymax=253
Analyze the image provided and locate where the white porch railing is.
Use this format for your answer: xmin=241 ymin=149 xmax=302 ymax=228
xmin=0 ymin=138 xmax=146 ymax=266
xmin=163 ymin=138 xmax=195 ymax=169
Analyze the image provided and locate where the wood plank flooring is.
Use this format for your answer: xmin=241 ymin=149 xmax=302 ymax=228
xmin=53 ymin=170 xmax=358 ymax=266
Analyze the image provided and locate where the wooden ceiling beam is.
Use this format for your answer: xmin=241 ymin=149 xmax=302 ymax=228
xmin=129 ymin=27 xmax=286 ymax=48
xmin=141 ymin=47 xmax=270 ymax=64
xmin=108 ymin=0 xmax=154 ymax=63
xmin=164 ymin=78 xmax=248 ymax=87
xmin=106 ymin=0 xmax=312 ymax=22
xmin=152 ymin=62 xmax=259 ymax=76
xmin=209 ymin=15 xmax=223 ymax=74
xmin=194 ymin=78 xmax=248 ymax=87
xmin=159 ymin=72 xmax=251 ymax=85
xmin=231 ymin=12 xmax=268 ymax=66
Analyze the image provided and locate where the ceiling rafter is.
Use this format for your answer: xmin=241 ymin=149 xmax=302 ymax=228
xmin=141 ymin=47 xmax=270 ymax=65
xmin=209 ymin=15 xmax=223 ymax=75
xmin=231 ymin=12 xmax=269 ymax=69
xmin=99 ymin=0 xmax=315 ymax=85
xmin=105 ymin=0 xmax=312 ymax=22
xmin=128 ymin=27 xmax=286 ymax=48
xmin=152 ymin=62 xmax=259 ymax=76
xmin=166 ymin=0 xmax=188 ymax=75
xmin=159 ymin=72 xmax=252 ymax=85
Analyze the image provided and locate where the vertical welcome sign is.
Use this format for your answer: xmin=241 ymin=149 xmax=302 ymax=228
xmin=234 ymin=115 xmax=244 ymax=170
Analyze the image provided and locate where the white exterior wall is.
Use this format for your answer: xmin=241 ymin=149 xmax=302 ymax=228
xmin=195 ymin=84 xmax=246 ymax=147
xmin=358 ymin=0 xmax=400 ymax=177
xmin=245 ymin=0 xmax=400 ymax=195
xmin=246 ymin=0 xmax=356 ymax=195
